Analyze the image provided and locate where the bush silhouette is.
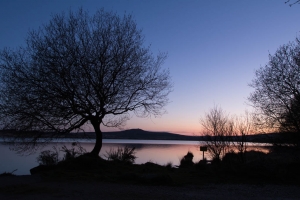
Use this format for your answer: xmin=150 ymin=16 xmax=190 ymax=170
xmin=105 ymin=146 xmax=137 ymax=164
xmin=179 ymin=151 xmax=194 ymax=168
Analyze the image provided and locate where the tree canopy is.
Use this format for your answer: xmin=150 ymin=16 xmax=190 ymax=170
xmin=0 ymin=8 xmax=172 ymax=155
xmin=248 ymin=37 xmax=300 ymax=145
xmin=285 ymin=0 xmax=300 ymax=6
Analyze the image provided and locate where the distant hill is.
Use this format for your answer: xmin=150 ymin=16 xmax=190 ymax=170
xmin=0 ymin=128 xmax=285 ymax=144
xmin=69 ymin=129 xmax=202 ymax=141
xmin=67 ymin=129 xmax=275 ymax=143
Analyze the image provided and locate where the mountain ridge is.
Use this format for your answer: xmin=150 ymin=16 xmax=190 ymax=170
xmin=67 ymin=128 xmax=274 ymax=143
xmin=71 ymin=128 xmax=200 ymax=141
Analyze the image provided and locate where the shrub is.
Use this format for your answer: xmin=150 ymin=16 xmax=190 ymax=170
xmin=222 ymin=152 xmax=241 ymax=165
xmin=211 ymin=157 xmax=221 ymax=165
xmin=165 ymin=162 xmax=173 ymax=168
xmin=198 ymin=158 xmax=207 ymax=165
xmin=105 ymin=146 xmax=137 ymax=164
xmin=37 ymin=147 xmax=59 ymax=165
xmin=179 ymin=151 xmax=194 ymax=168
xmin=36 ymin=142 xmax=86 ymax=165
xmin=195 ymin=159 xmax=208 ymax=170
xmin=0 ymin=169 xmax=17 ymax=176
xmin=61 ymin=142 xmax=86 ymax=161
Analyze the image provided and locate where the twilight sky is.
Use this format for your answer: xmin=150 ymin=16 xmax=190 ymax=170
xmin=0 ymin=0 xmax=299 ymax=135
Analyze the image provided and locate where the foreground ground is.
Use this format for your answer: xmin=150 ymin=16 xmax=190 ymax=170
xmin=2 ymin=150 xmax=300 ymax=199
xmin=1 ymin=175 xmax=300 ymax=200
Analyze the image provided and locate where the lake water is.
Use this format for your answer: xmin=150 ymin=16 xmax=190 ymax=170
xmin=0 ymin=139 xmax=271 ymax=175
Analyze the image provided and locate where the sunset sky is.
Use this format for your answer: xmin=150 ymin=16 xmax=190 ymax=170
xmin=0 ymin=0 xmax=299 ymax=135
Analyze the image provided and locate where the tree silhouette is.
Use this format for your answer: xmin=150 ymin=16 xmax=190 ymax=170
xmin=285 ymin=0 xmax=300 ymax=6
xmin=0 ymin=8 xmax=172 ymax=155
xmin=231 ymin=111 xmax=255 ymax=163
xmin=200 ymin=106 xmax=233 ymax=161
xmin=279 ymin=94 xmax=300 ymax=145
xmin=249 ymin=37 xmax=300 ymax=145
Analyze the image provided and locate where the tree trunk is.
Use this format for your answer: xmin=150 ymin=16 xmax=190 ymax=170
xmin=90 ymin=121 xmax=102 ymax=156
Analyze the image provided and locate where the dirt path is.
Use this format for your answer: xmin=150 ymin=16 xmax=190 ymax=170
xmin=1 ymin=175 xmax=300 ymax=199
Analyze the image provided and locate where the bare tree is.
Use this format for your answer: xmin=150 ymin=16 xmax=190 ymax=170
xmin=277 ymin=93 xmax=300 ymax=144
xmin=232 ymin=111 xmax=255 ymax=163
xmin=200 ymin=106 xmax=233 ymax=161
xmin=248 ymin=36 xmax=300 ymax=146
xmin=0 ymin=8 xmax=172 ymax=156
xmin=285 ymin=0 xmax=300 ymax=6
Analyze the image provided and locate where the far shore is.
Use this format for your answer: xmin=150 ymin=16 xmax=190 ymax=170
xmin=0 ymin=128 xmax=283 ymax=144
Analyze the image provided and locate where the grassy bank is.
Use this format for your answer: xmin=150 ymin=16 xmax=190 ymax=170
xmin=29 ymin=149 xmax=300 ymax=186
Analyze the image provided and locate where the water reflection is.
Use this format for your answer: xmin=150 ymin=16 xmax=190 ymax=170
xmin=0 ymin=140 xmax=271 ymax=175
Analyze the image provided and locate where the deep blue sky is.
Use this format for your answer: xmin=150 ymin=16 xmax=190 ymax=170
xmin=1 ymin=0 xmax=299 ymax=134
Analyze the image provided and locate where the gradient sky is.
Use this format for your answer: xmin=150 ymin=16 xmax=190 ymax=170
xmin=0 ymin=0 xmax=299 ymax=135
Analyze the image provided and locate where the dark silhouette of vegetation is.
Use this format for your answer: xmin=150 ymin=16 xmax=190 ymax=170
xmin=200 ymin=106 xmax=257 ymax=162
xmin=164 ymin=162 xmax=173 ymax=171
xmin=231 ymin=112 xmax=255 ymax=163
xmin=249 ymin=36 xmax=300 ymax=146
xmin=61 ymin=142 xmax=87 ymax=161
xmin=37 ymin=148 xmax=59 ymax=166
xmin=179 ymin=151 xmax=194 ymax=168
xmin=104 ymin=146 xmax=137 ymax=164
xmin=27 ymin=147 xmax=300 ymax=186
xmin=200 ymin=106 xmax=233 ymax=160
xmin=285 ymin=0 xmax=300 ymax=6
xmin=0 ymin=8 xmax=172 ymax=156
xmin=36 ymin=142 xmax=86 ymax=166
xmin=0 ymin=169 xmax=17 ymax=177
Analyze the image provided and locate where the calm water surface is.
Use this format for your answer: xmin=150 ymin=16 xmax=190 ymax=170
xmin=0 ymin=139 xmax=270 ymax=175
